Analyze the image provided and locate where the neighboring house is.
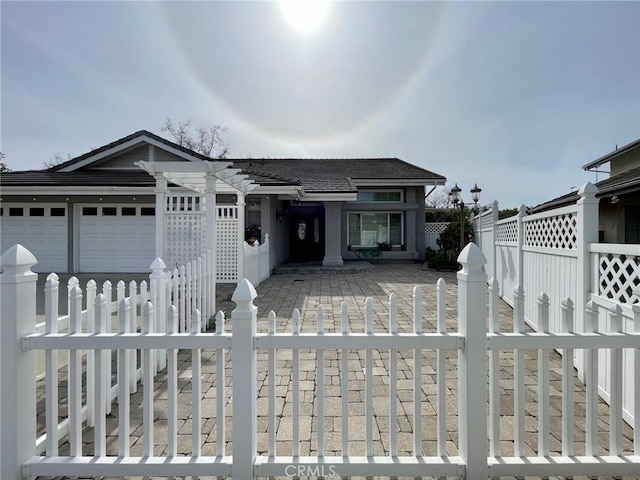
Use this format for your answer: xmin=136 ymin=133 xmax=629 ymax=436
xmin=531 ymin=138 xmax=640 ymax=244
xmin=0 ymin=130 xmax=445 ymax=273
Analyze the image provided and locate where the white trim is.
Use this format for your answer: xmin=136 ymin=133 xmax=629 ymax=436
xmin=589 ymin=243 xmax=640 ymax=255
xmin=59 ymin=136 xmax=207 ymax=172
xmin=351 ymin=179 xmax=445 ymax=187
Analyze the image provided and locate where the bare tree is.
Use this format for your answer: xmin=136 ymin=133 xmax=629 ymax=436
xmin=425 ymin=185 xmax=453 ymax=209
xmin=43 ymin=152 xmax=72 ymax=169
xmin=161 ymin=118 xmax=229 ymax=158
xmin=0 ymin=152 xmax=10 ymax=173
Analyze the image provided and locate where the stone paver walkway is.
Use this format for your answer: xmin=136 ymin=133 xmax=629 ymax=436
xmin=36 ymin=263 xmax=637 ymax=479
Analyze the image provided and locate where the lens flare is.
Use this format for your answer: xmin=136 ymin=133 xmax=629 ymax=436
xmin=280 ymin=0 xmax=330 ymax=34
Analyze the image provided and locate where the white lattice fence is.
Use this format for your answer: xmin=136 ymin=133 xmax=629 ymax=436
xmin=524 ymin=212 xmax=578 ymax=250
xmin=591 ymin=244 xmax=640 ymax=304
xmin=496 ymin=217 xmax=518 ymax=245
xmin=217 ymin=206 xmax=239 ymax=282
xmin=424 ymin=222 xmax=449 ymax=250
xmin=165 ymin=194 xmax=205 ymax=270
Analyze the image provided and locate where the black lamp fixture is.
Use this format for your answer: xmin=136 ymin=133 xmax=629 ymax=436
xmin=449 ymin=183 xmax=482 ymax=250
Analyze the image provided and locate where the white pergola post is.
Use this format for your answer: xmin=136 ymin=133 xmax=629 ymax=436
xmin=237 ymin=192 xmax=246 ymax=282
xmin=205 ymin=173 xmax=217 ymax=320
xmin=154 ymin=176 xmax=168 ymax=260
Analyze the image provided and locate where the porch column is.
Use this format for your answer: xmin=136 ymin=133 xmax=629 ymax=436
xmin=323 ymin=201 xmax=344 ymax=267
xmin=237 ymin=192 xmax=246 ymax=281
xmin=154 ymin=176 xmax=168 ymax=260
xmin=205 ymin=173 xmax=217 ymax=319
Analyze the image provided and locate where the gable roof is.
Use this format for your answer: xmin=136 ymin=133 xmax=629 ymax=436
xmin=2 ymin=130 xmax=446 ymax=196
xmin=47 ymin=129 xmax=217 ymax=172
xmin=582 ymin=138 xmax=640 ymax=171
xmin=531 ymin=165 xmax=640 ymax=213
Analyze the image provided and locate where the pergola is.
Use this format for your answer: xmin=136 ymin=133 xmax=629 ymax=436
xmin=136 ymin=160 xmax=258 ymax=296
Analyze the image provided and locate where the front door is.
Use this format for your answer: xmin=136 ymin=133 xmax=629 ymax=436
xmin=290 ymin=206 xmax=324 ymax=262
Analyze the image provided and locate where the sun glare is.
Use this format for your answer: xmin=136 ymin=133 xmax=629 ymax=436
xmin=280 ymin=0 xmax=330 ymax=34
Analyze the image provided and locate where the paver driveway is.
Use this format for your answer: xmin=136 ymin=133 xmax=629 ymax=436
xmin=37 ymin=263 xmax=637 ymax=479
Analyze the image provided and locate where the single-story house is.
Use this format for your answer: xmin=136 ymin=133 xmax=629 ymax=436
xmin=0 ymin=130 xmax=446 ymax=274
xmin=531 ymin=138 xmax=640 ymax=244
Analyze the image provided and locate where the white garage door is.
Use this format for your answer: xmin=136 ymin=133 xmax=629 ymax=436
xmin=78 ymin=205 xmax=156 ymax=272
xmin=0 ymin=203 xmax=68 ymax=273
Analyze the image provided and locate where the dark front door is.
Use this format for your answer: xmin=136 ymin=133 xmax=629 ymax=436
xmin=290 ymin=206 xmax=324 ymax=262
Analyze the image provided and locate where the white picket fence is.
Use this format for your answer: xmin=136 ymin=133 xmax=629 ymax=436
xmin=2 ymin=243 xmax=639 ymax=479
xmin=27 ymin=251 xmax=213 ymax=458
xmin=474 ymin=182 xmax=640 ymax=426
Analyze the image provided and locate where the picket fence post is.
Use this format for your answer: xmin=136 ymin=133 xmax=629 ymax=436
xmin=456 ymin=243 xmax=488 ymax=479
xmin=150 ymin=257 xmax=167 ymax=371
xmin=232 ymin=278 xmax=258 ymax=480
xmin=575 ymin=182 xmax=599 ymax=381
xmin=0 ymin=245 xmax=38 ymax=480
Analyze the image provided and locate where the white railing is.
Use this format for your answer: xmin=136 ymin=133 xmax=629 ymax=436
xmin=243 ymin=234 xmax=271 ymax=287
xmin=2 ymin=243 xmax=639 ymax=479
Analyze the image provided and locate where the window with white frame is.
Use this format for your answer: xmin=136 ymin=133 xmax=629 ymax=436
xmin=348 ymin=212 xmax=403 ymax=247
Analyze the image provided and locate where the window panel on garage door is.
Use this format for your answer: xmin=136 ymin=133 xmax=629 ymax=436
xmin=78 ymin=205 xmax=155 ymax=272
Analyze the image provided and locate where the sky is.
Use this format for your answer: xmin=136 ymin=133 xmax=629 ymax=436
xmin=1 ymin=0 xmax=638 ymax=209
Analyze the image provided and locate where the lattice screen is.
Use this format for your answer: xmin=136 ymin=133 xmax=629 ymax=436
xmin=524 ymin=213 xmax=577 ymax=250
xmin=424 ymin=222 xmax=450 ymax=234
xmin=217 ymin=219 xmax=238 ymax=282
xmin=496 ymin=219 xmax=518 ymax=244
xmin=481 ymin=212 xmax=494 ymax=230
xmin=165 ymin=195 xmax=206 ymax=270
xmin=599 ymin=253 xmax=640 ymax=304
xmin=164 ymin=195 xmax=240 ymax=282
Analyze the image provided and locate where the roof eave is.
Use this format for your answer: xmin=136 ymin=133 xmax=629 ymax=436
xmin=582 ymin=138 xmax=640 ymax=171
xmin=351 ymin=178 xmax=446 ymax=187
xmin=300 ymin=192 xmax=358 ymax=202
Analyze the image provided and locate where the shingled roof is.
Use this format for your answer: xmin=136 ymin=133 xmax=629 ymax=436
xmin=230 ymin=158 xmax=445 ymax=193
xmin=531 ymin=165 xmax=640 ymax=213
xmin=2 ymin=130 xmax=446 ymax=194
xmin=0 ymin=170 xmax=156 ymax=187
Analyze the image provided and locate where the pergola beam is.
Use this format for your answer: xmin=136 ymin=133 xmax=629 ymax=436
xmin=136 ymin=161 xmax=256 ymax=194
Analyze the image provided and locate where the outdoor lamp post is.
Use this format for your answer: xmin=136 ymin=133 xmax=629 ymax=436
xmin=449 ymin=183 xmax=482 ymax=250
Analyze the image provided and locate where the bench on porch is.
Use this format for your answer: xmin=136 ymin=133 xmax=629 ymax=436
xmin=352 ymin=247 xmax=383 ymax=262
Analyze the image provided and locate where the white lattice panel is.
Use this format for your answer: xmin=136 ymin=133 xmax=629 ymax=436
xmin=481 ymin=213 xmax=494 ymax=229
xmin=496 ymin=219 xmax=518 ymax=244
xmin=599 ymin=253 xmax=640 ymax=304
xmin=217 ymin=220 xmax=238 ymax=282
xmin=165 ymin=195 xmax=206 ymax=270
xmin=524 ymin=213 xmax=577 ymax=250
xmin=424 ymin=222 xmax=450 ymax=234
